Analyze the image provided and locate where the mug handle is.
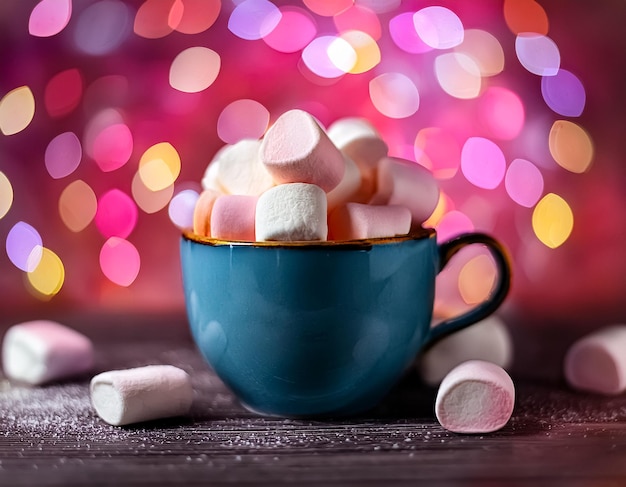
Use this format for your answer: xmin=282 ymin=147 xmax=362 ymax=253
xmin=423 ymin=232 xmax=512 ymax=349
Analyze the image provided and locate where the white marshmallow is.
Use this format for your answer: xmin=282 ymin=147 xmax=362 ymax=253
xmin=256 ymin=183 xmax=328 ymax=241
xmin=326 ymin=156 xmax=362 ymax=212
xmin=564 ymin=325 xmax=626 ymax=395
xmin=435 ymin=360 xmax=515 ymax=434
xmin=418 ymin=315 xmax=513 ymax=386
xmin=90 ymin=365 xmax=193 ymax=426
xmin=326 ymin=117 xmax=388 ymax=169
xmin=201 ymin=159 xmax=226 ymax=194
xmin=2 ymin=320 xmax=94 ymax=385
xmin=371 ymin=157 xmax=440 ymax=225
xmin=215 ymin=139 xmax=274 ymax=196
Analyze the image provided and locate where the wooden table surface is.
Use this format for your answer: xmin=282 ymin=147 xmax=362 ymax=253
xmin=1 ymin=311 xmax=626 ymax=487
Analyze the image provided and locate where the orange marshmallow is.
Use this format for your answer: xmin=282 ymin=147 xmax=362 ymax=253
xmin=328 ymin=202 xmax=411 ymax=240
xmin=210 ymin=194 xmax=257 ymax=241
xmin=193 ymin=189 xmax=220 ymax=237
xmin=259 ymin=109 xmax=345 ymax=192
xmin=372 ymin=157 xmax=439 ymax=226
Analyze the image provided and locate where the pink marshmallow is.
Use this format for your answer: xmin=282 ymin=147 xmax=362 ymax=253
xmin=564 ymin=325 xmax=626 ymax=395
xmin=435 ymin=360 xmax=515 ymax=434
xmin=372 ymin=157 xmax=440 ymax=226
xmin=193 ymin=189 xmax=220 ymax=237
xmin=328 ymin=202 xmax=411 ymax=240
xmin=259 ymin=109 xmax=345 ymax=192
xmin=210 ymin=194 xmax=257 ymax=241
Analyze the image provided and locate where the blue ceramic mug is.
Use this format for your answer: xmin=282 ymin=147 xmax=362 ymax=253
xmin=180 ymin=228 xmax=511 ymax=417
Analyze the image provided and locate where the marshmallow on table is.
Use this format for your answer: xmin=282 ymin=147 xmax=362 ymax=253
xmin=215 ymin=139 xmax=274 ymax=196
xmin=418 ymin=315 xmax=513 ymax=386
xmin=326 ymin=156 xmax=362 ymax=212
xmin=371 ymin=157 xmax=440 ymax=226
xmin=435 ymin=360 xmax=515 ymax=434
xmin=260 ymin=109 xmax=345 ymax=192
xmin=256 ymin=183 xmax=328 ymax=241
xmin=210 ymin=194 xmax=257 ymax=241
xmin=564 ymin=325 xmax=626 ymax=395
xmin=90 ymin=365 xmax=193 ymax=426
xmin=193 ymin=189 xmax=220 ymax=237
xmin=327 ymin=117 xmax=388 ymax=202
xmin=328 ymin=202 xmax=411 ymax=240
xmin=2 ymin=320 xmax=94 ymax=385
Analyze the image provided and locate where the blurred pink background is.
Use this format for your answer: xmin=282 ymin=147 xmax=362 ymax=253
xmin=1 ymin=0 xmax=625 ymax=335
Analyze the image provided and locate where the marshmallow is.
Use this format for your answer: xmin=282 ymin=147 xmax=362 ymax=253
xmin=418 ymin=315 xmax=513 ymax=386
xmin=564 ymin=325 xmax=626 ymax=395
xmin=215 ymin=139 xmax=274 ymax=196
xmin=327 ymin=117 xmax=388 ymax=202
xmin=201 ymin=160 xmax=226 ymax=193
xmin=210 ymin=194 xmax=257 ymax=241
xmin=328 ymin=202 xmax=411 ymax=240
xmin=435 ymin=360 xmax=515 ymax=434
xmin=90 ymin=365 xmax=193 ymax=426
xmin=193 ymin=189 xmax=220 ymax=237
xmin=256 ymin=183 xmax=328 ymax=241
xmin=259 ymin=109 xmax=345 ymax=192
xmin=326 ymin=156 xmax=362 ymax=212
xmin=2 ymin=320 xmax=94 ymax=385
xmin=371 ymin=157 xmax=440 ymax=225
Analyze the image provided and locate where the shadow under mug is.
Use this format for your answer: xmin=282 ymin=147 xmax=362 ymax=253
xmin=180 ymin=228 xmax=511 ymax=417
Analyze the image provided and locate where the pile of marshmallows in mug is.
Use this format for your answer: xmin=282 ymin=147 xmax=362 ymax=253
xmin=3 ymin=110 xmax=625 ymax=433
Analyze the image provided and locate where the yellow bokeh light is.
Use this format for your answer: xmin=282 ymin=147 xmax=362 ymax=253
xmin=458 ymin=254 xmax=496 ymax=305
xmin=26 ymin=247 xmax=65 ymax=299
xmin=58 ymin=179 xmax=97 ymax=232
xmin=138 ymin=142 xmax=181 ymax=191
xmin=0 ymin=171 xmax=13 ymax=219
xmin=339 ymin=30 xmax=381 ymax=74
xmin=549 ymin=120 xmax=593 ymax=173
xmin=0 ymin=86 xmax=36 ymax=135
xmin=532 ymin=193 xmax=574 ymax=249
xmin=132 ymin=170 xmax=174 ymax=213
xmin=423 ymin=191 xmax=451 ymax=228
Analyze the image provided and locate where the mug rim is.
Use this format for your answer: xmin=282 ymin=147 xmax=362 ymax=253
xmin=182 ymin=227 xmax=435 ymax=248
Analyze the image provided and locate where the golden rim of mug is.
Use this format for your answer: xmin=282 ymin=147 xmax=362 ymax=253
xmin=182 ymin=227 xmax=435 ymax=248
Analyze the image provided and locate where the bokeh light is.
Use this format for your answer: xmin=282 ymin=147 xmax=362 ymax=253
xmin=302 ymin=36 xmax=350 ymax=79
xmin=505 ymin=159 xmax=544 ymax=208
xmin=28 ymin=0 xmax=72 ymax=37
xmin=413 ymin=6 xmax=464 ymax=50
xmin=435 ymin=53 xmax=481 ymax=99
xmin=6 ymin=222 xmax=43 ymax=273
xmin=436 ymin=210 xmax=474 ymax=243
xmin=73 ymin=0 xmax=131 ymax=56
xmin=334 ymin=5 xmax=381 ymax=40
xmin=132 ymin=171 xmax=174 ymax=214
xmin=338 ymin=30 xmax=380 ymax=74
xmin=174 ymin=0 xmax=221 ymax=35
xmin=389 ymin=12 xmax=432 ymax=54
xmin=541 ymin=69 xmax=586 ymax=117
xmin=478 ymin=87 xmax=525 ymax=140
xmin=414 ymin=128 xmax=460 ymax=180
xmin=99 ymin=237 xmax=140 ymax=287
xmin=94 ymin=189 xmax=139 ymax=239
xmin=138 ymin=142 xmax=181 ymax=191
xmin=168 ymin=189 xmax=199 ymax=229
xmin=549 ymin=120 xmax=594 ymax=174
xmin=44 ymin=68 xmax=83 ymax=118
xmin=169 ymin=46 xmax=221 ymax=93
xmin=217 ymin=100 xmax=270 ymax=144
xmin=461 ymin=137 xmax=506 ymax=189
xmin=228 ymin=0 xmax=281 ymax=40
xmin=26 ymin=247 xmax=65 ymax=299
xmin=0 ymin=86 xmax=36 ymax=136
xmin=459 ymin=254 xmax=496 ymax=305
xmin=45 ymin=132 xmax=82 ymax=179
xmin=92 ymin=123 xmax=134 ymax=173
xmin=532 ymin=193 xmax=574 ymax=249
xmin=58 ymin=180 xmax=98 ymax=232
xmin=133 ymin=0 xmax=178 ymax=39
xmin=503 ymin=0 xmax=549 ymax=36
xmin=369 ymin=72 xmax=419 ymax=119
xmin=515 ymin=33 xmax=560 ymax=76
xmin=302 ymin=0 xmax=352 ymax=17
xmin=263 ymin=6 xmax=316 ymax=53
xmin=455 ymin=29 xmax=504 ymax=77
xmin=0 ymin=172 xmax=13 ymax=220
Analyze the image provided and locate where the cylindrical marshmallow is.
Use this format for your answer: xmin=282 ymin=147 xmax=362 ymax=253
xmin=328 ymin=202 xmax=411 ymax=240
xmin=2 ymin=320 xmax=94 ymax=385
xmin=418 ymin=315 xmax=513 ymax=386
xmin=260 ymin=109 xmax=345 ymax=192
xmin=210 ymin=194 xmax=257 ymax=241
xmin=193 ymin=189 xmax=220 ymax=237
xmin=371 ymin=157 xmax=440 ymax=225
xmin=326 ymin=117 xmax=388 ymax=170
xmin=215 ymin=139 xmax=274 ymax=196
xmin=435 ymin=360 xmax=515 ymax=434
xmin=564 ymin=325 xmax=626 ymax=395
xmin=90 ymin=365 xmax=193 ymax=426
xmin=256 ymin=183 xmax=328 ymax=241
